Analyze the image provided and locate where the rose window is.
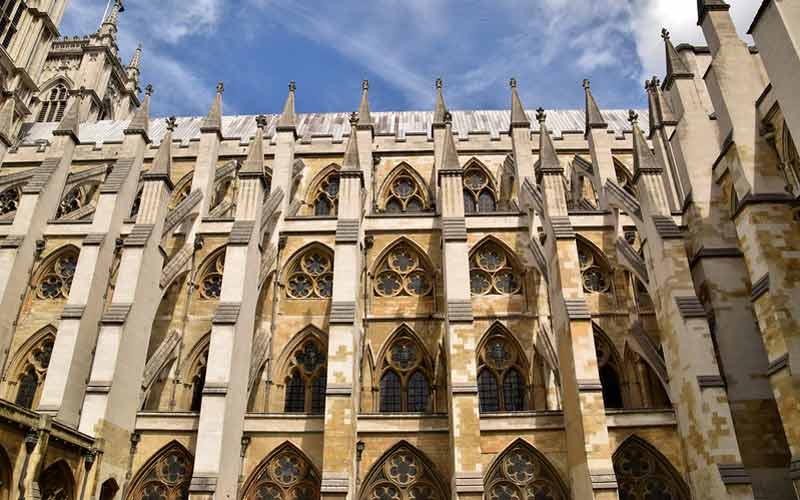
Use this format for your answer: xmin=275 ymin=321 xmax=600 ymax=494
xmin=36 ymin=250 xmax=79 ymax=300
xmin=0 ymin=185 xmax=21 ymax=216
xmin=313 ymin=170 xmax=340 ymax=216
xmin=613 ymin=439 xmax=689 ymax=500
xmin=469 ymin=243 xmax=522 ymax=296
xmin=286 ymin=248 xmax=334 ymax=299
xmin=242 ymin=446 xmax=320 ymax=500
xmin=486 ymin=445 xmax=566 ymax=500
xmin=128 ymin=445 xmax=193 ymax=500
xmin=382 ymin=168 xmax=429 ymax=213
xmin=463 ymin=165 xmax=497 ymax=213
xmin=578 ymin=243 xmax=611 ymax=294
xmin=362 ymin=446 xmax=446 ymax=500
xmin=374 ymin=244 xmax=433 ymax=298
xmin=198 ymin=250 xmax=226 ymax=299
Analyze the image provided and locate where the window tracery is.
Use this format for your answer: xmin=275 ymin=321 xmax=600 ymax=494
xmin=285 ymin=246 xmax=334 ymax=299
xmin=311 ymin=168 xmax=340 ymax=216
xmin=283 ymin=337 xmax=327 ymax=414
xmin=359 ymin=444 xmax=447 ymax=500
xmin=39 ymin=461 xmax=75 ymax=500
xmin=595 ymin=330 xmax=624 ymax=409
xmin=782 ymin=122 xmax=800 ymax=196
xmin=126 ymin=443 xmax=193 ymax=500
xmin=477 ymin=327 xmax=528 ymax=413
xmin=37 ymin=83 xmax=69 ymax=123
xmin=577 ymin=241 xmax=612 ymax=294
xmin=242 ymin=444 xmax=320 ymax=500
xmin=614 ymin=160 xmax=636 ymax=197
xmin=35 ymin=248 xmax=79 ymax=300
xmin=469 ymin=241 xmax=522 ymax=296
xmin=485 ymin=442 xmax=568 ymax=500
xmin=613 ymin=437 xmax=689 ymax=500
xmin=189 ymin=350 xmax=207 ymax=412
xmin=11 ymin=332 xmax=54 ymax=409
xmin=57 ymin=182 xmax=100 ymax=219
xmin=374 ymin=242 xmax=433 ymax=298
xmin=463 ymin=162 xmax=497 ymax=214
xmin=378 ymin=329 xmax=433 ymax=413
xmin=0 ymin=184 xmax=20 ymax=217
xmin=380 ymin=165 xmax=430 ymax=213
xmin=169 ymin=173 xmax=193 ymax=210
xmin=198 ymin=249 xmax=226 ymax=300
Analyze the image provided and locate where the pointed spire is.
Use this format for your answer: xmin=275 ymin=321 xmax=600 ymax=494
xmin=357 ymin=80 xmax=374 ymax=130
xmin=276 ymin=81 xmax=297 ymax=134
xmin=509 ymin=78 xmax=530 ymax=129
xmin=645 ymin=77 xmax=676 ymax=136
xmin=238 ymin=115 xmax=268 ymax=187
xmin=536 ymin=108 xmax=563 ymax=174
xmin=0 ymin=92 xmax=16 ymax=147
xmin=143 ymin=116 xmax=176 ymax=189
xmin=124 ymin=83 xmax=152 ymax=141
xmin=697 ymin=0 xmax=730 ymax=26
xmin=583 ymin=79 xmax=607 ymax=134
xmin=432 ymin=78 xmax=448 ymax=129
xmin=200 ymin=81 xmax=224 ymax=134
xmin=99 ymin=0 xmax=123 ymax=38
xmin=439 ymin=111 xmax=461 ymax=171
xmin=53 ymin=87 xmax=83 ymax=143
xmin=128 ymin=44 xmax=142 ymax=71
xmin=662 ymin=29 xmax=693 ymax=89
xmin=342 ymin=112 xmax=361 ymax=171
xmin=629 ymin=110 xmax=662 ymax=179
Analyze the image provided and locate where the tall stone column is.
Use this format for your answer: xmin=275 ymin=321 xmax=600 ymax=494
xmin=532 ymin=109 xmax=618 ymax=500
xmin=581 ymin=80 xmax=619 ymax=209
xmin=437 ymin=112 xmax=483 ymax=500
xmin=320 ymin=114 xmax=366 ymax=500
xmin=0 ymin=95 xmax=80 ymax=377
xmin=192 ymin=83 xmax=225 ymax=218
xmin=78 ymin=112 xmax=177 ymax=486
xmin=189 ymin=116 xmax=268 ymax=499
xmin=607 ymin=112 xmax=753 ymax=500
xmin=700 ymin=4 xmax=800 ymax=491
xmin=38 ymin=86 xmax=150 ymax=427
xmin=431 ymin=79 xmax=448 ymax=202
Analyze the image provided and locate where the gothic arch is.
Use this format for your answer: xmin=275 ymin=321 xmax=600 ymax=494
xmin=29 ymin=244 xmax=80 ymax=302
xmin=359 ymin=441 xmax=449 ymax=500
xmin=0 ymin=183 xmax=21 ymax=219
xmin=622 ymin=343 xmax=671 ymax=410
xmin=5 ymin=325 xmax=56 ymax=409
xmin=273 ymin=325 xmax=328 ymax=414
xmin=182 ymin=333 xmax=210 ymax=412
xmin=0 ymin=445 xmax=10 ymax=500
xmin=613 ymin=436 xmax=689 ymax=500
xmin=374 ymin=325 xmax=435 ymax=413
xmin=194 ymin=245 xmax=227 ymax=300
xmin=169 ymin=171 xmax=194 ymax=209
xmin=57 ymin=179 xmax=102 ymax=220
xmin=594 ymin=324 xmax=625 ymax=409
xmin=98 ymin=479 xmax=119 ymax=500
xmin=371 ymin=237 xmax=436 ymax=298
xmin=476 ymin=322 xmax=531 ymax=412
xmin=282 ymin=242 xmax=335 ymax=300
xmin=462 ymin=157 xmax=499 ymax=213
xmin=484 ymin=439 xmax=568 ymax=500
xmin=241 ymin=441 xmax=321 ymax=500
xmin=39 ymin=459 xmax=76 ymax=500
xmin=468 ymin=236 xmax=524 ymax=296
xmin=126 ymin=441 xmax=194 ymax=500
xmin=377 ymin=162 xmax=433 ymax=213
xmin=612 ymin=157 xmax=636 ymax=196
xmin=305 ymin=163 xmax=341 ymax=216
xmin=37 ymin=79 xmax=72 ymax=123
xmin=576 ymin=236 xmax=613 ymax=295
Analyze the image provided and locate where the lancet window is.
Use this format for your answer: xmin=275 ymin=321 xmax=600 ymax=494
xmin=11 ymin=331 xmax=55 ymax=409
xmin=0 ymin=184 xmax=20 ymax=217
xmin=477 ymin=326 xmax=528 ymax=413
xmin=197 ymin=249 xmax=226 ymax=300
xmin=378 ymin=330 xmax=433 ymax=413
xmin=595 ymin=330 xmax=624 ymax=409
xmin=241 ymin=444 xmax=321 ymax=500
xmin=359 ymin=444 xmax=447 ymax=500
xmin=614 ymin=160 xmax=636 ymax=197
xmin=284 ymin=336 xmax=327 ymax=414
xmin=312 ymin=168 xmax=340 ymax=216
xmin=39 ymin=461 xmax=75 ymax=500
xmin=578 ymin=240 xmax=612 ymax=294
xmin=380 ymin=165 xmax=430 ymax=213
xmin=285 ymin=245 xmax=334 ymax=299
xmin=469 ymin=240 xmax=522 ymax=296
xmin=613 ymin=437 xmax=689 ymax=500
xmin=189 ymin=349 xmax=207 ymax=412
xmin=35 ymin=247 xmax=79 ymax=300
xmin=485 ymin=441 xmax=568 ymax=500
xmin=37 ymin=83 xmax=69 ymax=123
xmin=126 ymin=442 xmax=193 ymax=500
xmin=463 ymin=162 xmax=497 ymax=213
xmin=374 ymin=242 xmax=433 ymax=298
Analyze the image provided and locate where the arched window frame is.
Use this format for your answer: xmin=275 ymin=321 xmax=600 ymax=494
xmin=277 ymin=328 xmax=328 ymax=414
xmin=306 ymin=164 xmax=341 ymax=217
xmin=613 ymin=436 xmax=690 ymax=500
xmin=613 ymin=158 xmax=637 ymax=197
xmin=39 ymin=460 xmax=76 ymax=500
xmin=358 ymin=441 xmax=449 ymax=500
xmin=241 ymin=442 xmax=321 ymax=500
xmin=56 ymin=180 xmax=102 ymax=220
xmin=463 ymin=159 xmax=499 ymax=214
xmin=125 ymin=441 xmax=194 ymax=500
xmin=6 ymin=326 xmax=56 ymax=410
xmin=372 ymin=238 xmax=435 ymax=298
xmin=283 ymin=243 xmax=334 ymax=300
xmin=129 ymin=184 xmax=144 ymax=219
xmin=477 ymin=323 xmax=530 ymax=413
xmin=183 ymin=334 xmax=210 ymax=412
xmin=0 ymin=184 xmax=21 ymax=218
xmin=196 ymin=247 xmax=226 ymax=300
xmin=594 ymin=326 xmax=625 ymax=410
xmin=378 ymin=163 xmax=432 ymax=213
xmin=469 ymin=237 xmax=524 ymax=296
xmin=32 ymin=245 xmax=79 ymax=301
xmin=484 ymin=439 xmax=569 ymax=500
xmin=169 ymin=171 xmax=194 ymax=210
xmin=577 ymin=238 xmax=613 ymax=295
xmin=781 ymin=121 xmax=800 ymax=196
xmin=37 ymin=83 xmax=69 ymax=123
xmin=376 ymin=326 xmax=434 ymax=413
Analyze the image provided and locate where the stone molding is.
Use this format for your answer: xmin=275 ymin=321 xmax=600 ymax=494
xmin=321 ymin=474 xmax=349 ymax=494
xmin=212 ymin=302 xmax=241 ymax=325
xmin=652 ymin=215 xmax=682 ymax=239
xmin=260 ymin=188 xmax=284 ymax=233
xmin=717 ymin=464 xmax=751 ymax=485
xmin=674 ymin=296 xmax=706 ymax=319
xmin=82 ymin=233 xmax=106 ymax=246
xmin=229 ymin=220 xmax=255 ymax=245
xmin=446 ymin=300 xmax=473 ymax=323
xmin=159 ymin=244 xmax=193 ymax=289
xmin=123 ymin=224 xmax=154 ymax=247
xmin=528 ymin=240 xmax=548 ymax=280
xmin=550 ymin=216 xmax=575 ymax=239
xmin=616 ymin=237 xmax=648 ymax=283
xmin=590 ymin=470 xmax=619 ymax=490
xmin=0 ymin=168 xmax=34 ymax=188
xmin=330 ymin=302 xmax=356 ymax=324
xmin=750 ymin=273 xmax=769 ymax=302
xmin=21 ymin=158 xmax=59 ymax=194
xmin=441 ymin=217 xmax=468 ymax=242
xmin=577 ymin=379 xmax=603 ymax=392
xmin=335 ymin=219 xmax=359 ymax=244
xmin=101 ymin=303 xmax=132 ymax=325
xmin=455 ymin=472 xmax=484 ymax=493
xmin=188 ymin=476 xmax=218 ymax=493
xmin=99 ymin=158 xmax=135 ymax=194
xmin=202 ymin=382 xmax=228 ymax=396
xmin=766 ymin=354 xmax=788 ymax=377
xmin=688 ymin=246 xmax=744 ymax=269
xmin=604 ymin=179 xmax=642 ymax=220
xmin=790 ymin=458 xmax=800 ymax=481
xmin=451 ymin=383 xmax=478 ymax=395
xmin=697 ymin=375 xmax=725 ymax=389
xmin=0 ymin=235 xmax=24 ymax=248
xmin=732 ymin=192 xmax=798 ymax=220
xmin=61 ymin=304 xmax=85 ymax=319
xmin=326 ymin=384 xmax=353 ymax=396
xmin=564 ymin=298 xmax=591 ymax=320
xmin=65 ymin=165 xmax=109 ymax=187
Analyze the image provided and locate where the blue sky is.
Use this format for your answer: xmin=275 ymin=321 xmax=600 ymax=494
xmin=61 ymin=0 xmax=762 ymax=117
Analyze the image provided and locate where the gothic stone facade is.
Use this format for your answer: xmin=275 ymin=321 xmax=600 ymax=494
xmin=0 ymin=1 xmax=799 ymax=500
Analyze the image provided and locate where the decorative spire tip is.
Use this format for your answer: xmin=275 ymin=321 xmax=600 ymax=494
xmin=510 ymin=78 xmax=517 ymax=89
xmin=216 ymin=81 xmax=224 ymax=94
xmin=444 ymin=111 xmax=452 ymax=125
xmin=362 ymin=80 xmax=369 ymax=91
xmin=145 ymin=84 xmax=153 ymax=96
xmin=435 ymin=78 xmax=443 ymax=89
xmin=166 ymin=116 xmax=177 ymax=131
xmin=256 ymin=114 xmax=268 ymax=128
xmin=350 ymin=111 xmax=359 ymax=126
xmin=582 ymin=79 xmax=590 ymax=90
xmin=628 ymin=110 xmax=639 ymax=125
xmin=661 ymin=28 xmax=670 ymax=40
xmin=536 ymin=108 xmax=546 ymax=123
xmin=289 ymin=81 xmax=296 ymax=92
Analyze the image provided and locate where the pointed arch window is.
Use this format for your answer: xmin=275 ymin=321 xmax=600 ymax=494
xmin=578 ymin=241 xmax=612 ymax=294
xmin=9 ymin=331 xmax=55 ymax=410
xmin=782 ymin=122 xmax=800 ymax=195
xmin=614 ymin=160 xmax=636 ymax=197
xmin=469 ymin=240 xmax=522 ymax=296
xmin=285 ymin=246 xmax=334 ymax=299
xmin=57 ymin=181 xmax=101 ymax=220
xmin=284 ymin=336 xmax=327 ymax=414
xmin=485 ymin=442 xmax=568 ymax=500
xmin=477 ymin=327 xmax=528 ymax=413
xmin=130 ymin=187 xmax=143 ymax=219
xmin=169 ymin=173 xmax=192 ymax=210
xmin=595 ymin=330 xmax=624 ymax=409
xmin=198 ymin=249 xmax=226 ymax=300
xmin=126 ymin=443 xmax=193 ymax=500
xmin=359 ymin=444 xmax=447 ymax=500
xmin=0 ymin=0 xmax=24 ymax=49
xmin=378 ymin=330 xmax=433 ymax=413
xmin=37 ymin=84 xmax=69 ymax=123
xmin=35 ymin=248 xmax=79 ymax=300
xmin=241 ymin=444 xmax=321 ymax=500
xmin=374 ymin=242 xmax=433 ymax=298
xmin=463 ymin=162 xmax=497 ymax=214
xmin=0 ymin=184 xmax=20 ymax=217
xmin=614 ymin=438 xmax=690 ymax=500
xmin=380 ymin=165 xmax=431 ymax=213
xmin=189 ymin=349 xmax=207 ymax=412
xmin=311 ymin=169 xmax=340 ymax=216
xmin=39 ymin=461 xmax=75 ymax=500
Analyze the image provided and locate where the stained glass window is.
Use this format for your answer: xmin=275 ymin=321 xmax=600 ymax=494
xmin=469 ymin=241 xmax=522 ymax=296
xmin=478 ymin=327 xmax=529 ymax=413
xmin=241 ymin=445 xmax=320 ymax=500
xmin=198 ymin=250 xmax=226 ymax=299
xmin=35 ymin=249 xmax=79 ymax=301
xmin=127 ymin=443 xmax=193 ymax=500
xmin=373 ymin=242 xmax=433 ymax=298
xmin=614 ymin=438 xmax=690 ymax=500
xmin=286 ymin=247 xmax=334 ymax=300
xmin=380 ymin=371 xmax=402 ymax=413
xmin=285 ymin=371 xmax=306 ymax=413
xmin=312 ymin=170 xmax=340 ymax=216
xmin=380 ymin=165 xmax=431 ymax=213
xmin=486 ymin=443 xmax=567 ymax=500
xmin=463 ymin=164 xmax=497 ymax=214
xmin=378 ymin=329 xmax=433 ymax=413
xmin=577 ymin=241 xmax=612 ymax=294
xmin=361 ymin=445 xmax=447 ymax=500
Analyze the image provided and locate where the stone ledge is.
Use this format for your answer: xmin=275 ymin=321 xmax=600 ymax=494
xmin=674 ymin=296 xmax=706 ymax=319
xmin=577 ymin=379 xmax=603 ymax=392
xmin=564 ymin=299 xmax=591 ymax=320
xmin=717 ymin=464 xmax=751 ymax=485
xmin=321 ymin=475 xmax=349 ymax=494
xmin=229 ymin=220 xmax=255 ymax=245
xmin=766 ymin=354 xmax=788 ymax=377
xmin=697 ymin=375 xmax=725 ymax=389
xmin=326 ymin=384 xmax=353 ymax=396
xmin=335 ymin=219 xmax=360 ymax=244
xmin=451 ymin=383 xmax=478 ymax=395
xmin=550 ymin=216 xmax=575 ymax=239
xmin=212 ymin=302 xmax=241 ymax=325
xmin=61 ymin=304 xmax=85 ymax=319
xmin=188 ymin=476 xmax=218 ymax=493
xmin=590 ymin=470 xmax=618 ymax=490
xmin=750 ymin=273 xmax=769 ymax=302
xmin=455 ymin=472 xmax=483 ymax=493
xmin=101 ymin=303 xmax=132 ymax=324
xmin=0 ymin=235 xmax=24 ymax=248
xmin=123 ymin=224 xmax=154 ymax=247
xmin=82 ymin=233 xmax=106 ymax=246
xmin=447 ymin=300 xmax=473 ymax=323
xmin=441 ymin=217 xmax=468 ymax=242
xmin=99 ymin=158 xmax=135 ymax=194
xmin=330 ymin=302 xmax=356 ymax=324
xmin=202 ymin=383 xmax=228 ymax=396
xmin=652 ymin=215 xmax=682 ymax=239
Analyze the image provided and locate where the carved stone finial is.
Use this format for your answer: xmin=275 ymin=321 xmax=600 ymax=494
xmin=444 ymin=111 xmax=452 ymax=125
xmin=166 ymin=116 xmax=177 ymax=131
xmin=651 ymin=76 xmax=661 ymax=87
xmin=362 ymin=79 xmax=369 ymax=91
xmin=145 ymin=83 xmax=153 ymax=96
xmin=583 ymin=79 xmax=590 ymax=90
xmin=435 ymin=78 xmax=443 ymax=89
xmin=350 ymin=111 xmax=359 ymax=126
xmin=256 ymin=114 xmax=268 ymax=129
xmin=510 ymin=78 xmax=517 ymax=88
xmin=628 ymin=109 xmax=639 ymax=125
xmin=216 ymin=81 xmax=224 ymax=94
xmin=289 ymin=81 xmax=296 ymax=92
xmin=661 ymin=28 xmax=670 ymax=40
xmin=536 ymin=108 xmax=546 ymax=123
